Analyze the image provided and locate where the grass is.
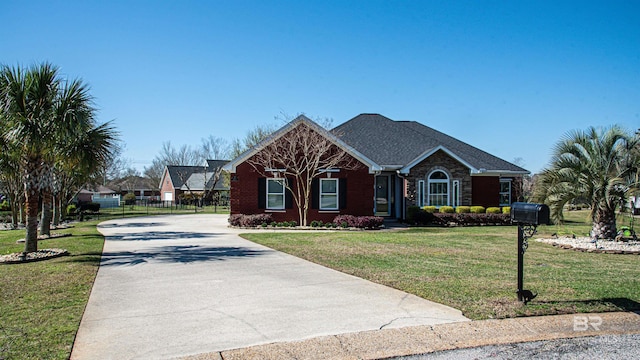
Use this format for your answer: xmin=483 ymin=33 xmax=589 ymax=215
xmin=242 ymin=210 xmax=640 ymax=320
xmin=0 ymin=209 xmax=636 ymax=358
xmin=0 ymin=208 xmax=228 ymax=360
xmin=0 ymin=220 xmax=105 ymax=360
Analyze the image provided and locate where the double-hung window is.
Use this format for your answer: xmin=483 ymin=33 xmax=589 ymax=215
xmin=499 ymin=179 xmax=512 ymax=206
xmin=320 ymin=178 xmax=338 ymax=210
xmin=267 ymin=178 xmax=285 ymax=210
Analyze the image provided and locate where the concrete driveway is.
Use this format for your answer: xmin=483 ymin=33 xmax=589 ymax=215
xmin=71 ymin=214 xmax=468 ymax=359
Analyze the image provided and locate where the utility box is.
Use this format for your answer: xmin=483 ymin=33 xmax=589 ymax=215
xmin=511 ymin=202 xmax=550 ymax=225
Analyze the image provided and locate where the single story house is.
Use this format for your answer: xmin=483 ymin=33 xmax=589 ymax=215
xmin=74 ymin=185 xmax=120 ymax=208
xmin=223 ymin=114 xmax=529 ymax=222
xmin=159 ymin=160 xmax=229 ymax=204
xmin=108 ymin=175 xmax=160 ymax=201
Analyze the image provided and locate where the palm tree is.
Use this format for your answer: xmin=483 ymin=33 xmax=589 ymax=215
xmin=535 ymin=126 xmax=639 ymax=239
xmin=0 ymin=62 xmax=116 ymax=252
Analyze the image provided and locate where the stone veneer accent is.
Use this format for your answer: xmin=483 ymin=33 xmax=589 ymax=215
xmin=405 ymin=150 xmax=472 ymax=207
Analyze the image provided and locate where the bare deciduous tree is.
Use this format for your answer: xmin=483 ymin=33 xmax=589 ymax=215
xmin=247 ymin=116 xmax=360 ymax=226
xmin=200 ymin=135 xmax=230 ymax=161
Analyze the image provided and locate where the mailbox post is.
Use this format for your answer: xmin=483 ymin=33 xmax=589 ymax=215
xmin=510 ymin=202 xmax=550 ymax=303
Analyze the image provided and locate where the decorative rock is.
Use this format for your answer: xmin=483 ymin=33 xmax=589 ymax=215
xmin=0 ymin=248 xmax=69 ymax=264
xmin=536 ymin=236 xmax=640 ymax=255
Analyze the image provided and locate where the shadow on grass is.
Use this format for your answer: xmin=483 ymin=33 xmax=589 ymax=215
xmin=534 ymin=298 xmax=640 ymax=312
xmin=99 ymin=245 xmax=271 ymax=266
xmin=63 ymin=252 xmax=103 ymax=264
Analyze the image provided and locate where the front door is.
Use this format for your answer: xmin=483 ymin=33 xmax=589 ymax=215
xmin=375 ymin=175 xmax=390 ymax=216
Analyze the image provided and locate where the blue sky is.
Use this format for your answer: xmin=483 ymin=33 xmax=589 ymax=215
xmin=2 ymin=1 xmax=639 ymax=174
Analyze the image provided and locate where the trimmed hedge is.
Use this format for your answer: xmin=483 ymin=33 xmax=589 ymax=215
xmin=228 ymin=214 xmax=384 ymax=229
xmin=502 ymin=206 xmax=511 ymax=214
xmin=470 ymin=206 xmax=486 ymax=214
xmin=434 ymin=212 xmax=511 ymax=226
xmin=333 ymin=215 xmax=384 ymax=229
xmin=421 ymin=206 xmax=437 ymax=213
xmin=439 ymin=206 xmax=455 ymax=213
xmin=455 ymin=206 xmax=471 ymax=214
xmin=228 ymin=213 xmax=273 ymax=227
xmin=486 ymin=207 xmax=501 ymax=214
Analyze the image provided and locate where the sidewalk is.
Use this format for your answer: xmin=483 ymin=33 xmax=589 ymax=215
xmin=183 ymin=311 xmax=640 ymax=360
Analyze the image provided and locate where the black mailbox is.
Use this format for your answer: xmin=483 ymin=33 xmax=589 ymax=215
xmin=510 ymin=202 xmax=550 ymax=225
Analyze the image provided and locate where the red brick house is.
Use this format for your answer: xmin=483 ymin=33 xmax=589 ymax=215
xmin=223 ymin=114 xmax=528 ymax=222
xmin=159 ymin=160 xmax=229 ymax=204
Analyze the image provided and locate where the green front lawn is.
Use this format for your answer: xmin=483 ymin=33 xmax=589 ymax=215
xmin=0 ymin=221 xmax=105 ymax=360
xmin=242 ymin=210 xmax=640 ymax=320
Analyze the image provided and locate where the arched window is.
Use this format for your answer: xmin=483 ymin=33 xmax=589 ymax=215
xmin=428 ymin=170 xmax=449 ymax=207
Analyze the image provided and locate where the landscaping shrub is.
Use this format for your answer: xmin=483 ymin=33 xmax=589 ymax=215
xmin=433 ymin=212 xmax=511 ymax=226
xmin=0 ymin=200 xmax=9 ymax=211
xmin=455 ymin=206 xmax=470 ymax=214
xmin=486 ymin=207 xmax=501 ymax=214
xmin=502 ymin=206 xmax=511 ymax=215
xmin=440 ymin=206 xmax=455 ymax=213
xmin=66 ymin=204 xmax=77 ymax=216
xmin=413 ymin=210 xmax=436 ymax=225
xmin=123 ymin=193 xmax=136 ymax=205
xmin=421 ymin=206 xmax=437 ymax=213
xmin=470 ymin=206 xmax=485 ymax=214
xmin=333 ymin=215 xmax=384 ymax=229
xmin=310 ymin=220 xmax=323 ymax=227
xmin=228 ymin=213 xmax=274 ymax=227
xmin=407 ymin=206 xmax=421 ymax=223
xmin=78 ymin=202 xmax=100 ymax=213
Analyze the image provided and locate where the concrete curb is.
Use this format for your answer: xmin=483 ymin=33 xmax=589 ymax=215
xmin=180 ymin=312 xmax=640 ymax=360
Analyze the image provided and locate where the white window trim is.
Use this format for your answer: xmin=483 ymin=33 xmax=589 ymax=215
xmin=417 ymin=180 xmax=425 ymax=207
xmin=427 ymin=170 xmax=450 ymax=207
xmin=266 ymin=178 xmax=285 ymax=210
xmin=319 ymin=178 xmax=339 ymax=210
xmin=499 ymin=179 xmax=512 ymax=206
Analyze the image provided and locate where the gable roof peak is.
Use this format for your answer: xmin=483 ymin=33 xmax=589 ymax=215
xmin=223 ymin=114 xmax=382 ymax=174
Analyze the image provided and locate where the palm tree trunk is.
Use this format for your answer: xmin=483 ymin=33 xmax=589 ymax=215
xmin=40 ymin=188 xmax=53 ymax=235
xmin=592 ymin=208 xmax=617 ymax=239
xmin=52 ymin=194 xmax=60 ymax=227
xmin=24 ymin=188 xmax=40 ymax=253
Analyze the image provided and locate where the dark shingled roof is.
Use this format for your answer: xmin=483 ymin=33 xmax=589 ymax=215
xmin=166 ymin=160 xmax=230 ymax=190
xmin=332 ymin=114 xmax=527 ymax=173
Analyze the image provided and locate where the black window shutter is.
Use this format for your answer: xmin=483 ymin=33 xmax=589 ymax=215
xmin=339 ymin=178 xmax=347 ymax=209
xmin=258 ymin=178 xmax=266 ymax=209
xmin=311 ymin=178 xmax=319 ymax=209
xmin=285 ymin=177 xmax=293 ymax=209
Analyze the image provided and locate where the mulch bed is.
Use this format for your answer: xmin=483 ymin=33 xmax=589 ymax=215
xmin=0 ymin=248 xmax=69 ymax=264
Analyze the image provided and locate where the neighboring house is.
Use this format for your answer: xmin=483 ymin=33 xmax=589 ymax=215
xmin=73 ymin=185 xmax=120 ymax=208
xmin=108 ymin=176 xmax=161 ymax=201
xmin=159 ymin=160 xmax=229 ymax=204
xmin=223 ymin=114 xmax=529 ymax=222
